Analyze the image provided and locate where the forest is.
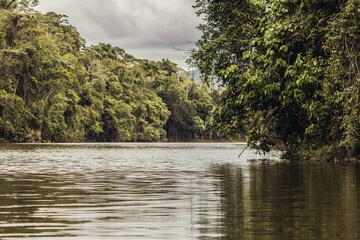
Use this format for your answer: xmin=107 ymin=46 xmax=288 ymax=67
xmin=3 ymin=0 xmax=360 ymax=161
xmin=190 ymin=0 xmax=360 ymax=161
xmin=0 ymin=0 xmax=218 ymax=143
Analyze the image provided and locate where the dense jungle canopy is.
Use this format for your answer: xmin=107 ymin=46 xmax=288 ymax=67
xmin=189 ymin=0 xmax=360 ymax=160
xmin=0 ymin=0 xmax=218 ymax=143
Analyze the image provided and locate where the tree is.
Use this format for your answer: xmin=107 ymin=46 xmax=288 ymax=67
xmin=0 ymin=0 xmax=39 ymax=11
xmin=190 ymin=0 xmax=360 ymax=160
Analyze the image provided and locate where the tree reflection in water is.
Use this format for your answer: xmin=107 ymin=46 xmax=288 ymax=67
xmin=0 ymin=174 xmax=85 ymax=237
xmin=204 ymin=162 xmax=360 ymax=240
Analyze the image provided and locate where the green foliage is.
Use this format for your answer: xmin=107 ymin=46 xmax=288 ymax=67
xmin=190 ymin=0 xmax=360 ymax=160
xmin=0 ymin=4 xmax=217 ymax=142
xmin=0 ymin=90 xmax=33 ymax=141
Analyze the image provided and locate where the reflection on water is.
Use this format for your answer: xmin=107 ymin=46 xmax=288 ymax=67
xmin=0 ymin=143 xmax=359 ymax=239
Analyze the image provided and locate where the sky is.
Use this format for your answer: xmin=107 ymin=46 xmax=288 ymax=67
xmin=35 ymin=0 xmax=202 ymax=70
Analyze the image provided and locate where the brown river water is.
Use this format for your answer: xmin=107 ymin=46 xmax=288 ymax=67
xmin=0 ymin=143 xmax=359 ymax=239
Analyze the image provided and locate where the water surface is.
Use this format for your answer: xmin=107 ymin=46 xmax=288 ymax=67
xmin=0 ymin=143 xmax=359 ymax=239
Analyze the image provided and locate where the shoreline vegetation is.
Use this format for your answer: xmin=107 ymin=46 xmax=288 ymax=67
xmin=3 ymin=1 xmax=360 ymax=162
xmin=0 ymin=1 xmax=225 ymax=144
xmin=189 ymin=0 xmax=360 ymax=162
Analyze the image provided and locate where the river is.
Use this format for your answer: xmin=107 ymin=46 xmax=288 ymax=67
xmin=0 ymin=143 xmax=359 ymax=239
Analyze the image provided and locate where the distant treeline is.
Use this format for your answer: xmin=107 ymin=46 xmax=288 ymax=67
xmin=0 ymin=0 xmax=219 ymax=142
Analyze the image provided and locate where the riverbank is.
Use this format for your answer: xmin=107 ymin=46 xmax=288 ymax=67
xmin=0 ymin=138 xmax=245 ymax=144
xmin=281 ymin=144 xmax=360 ymax=162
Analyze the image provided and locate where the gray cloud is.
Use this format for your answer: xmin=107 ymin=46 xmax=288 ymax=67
xmin=36 ymin=0 xmax=201 ymax=69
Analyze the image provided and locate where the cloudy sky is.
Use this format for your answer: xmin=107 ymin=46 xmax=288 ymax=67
xmin=35 ymin=0 xmax=202 ymax=69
